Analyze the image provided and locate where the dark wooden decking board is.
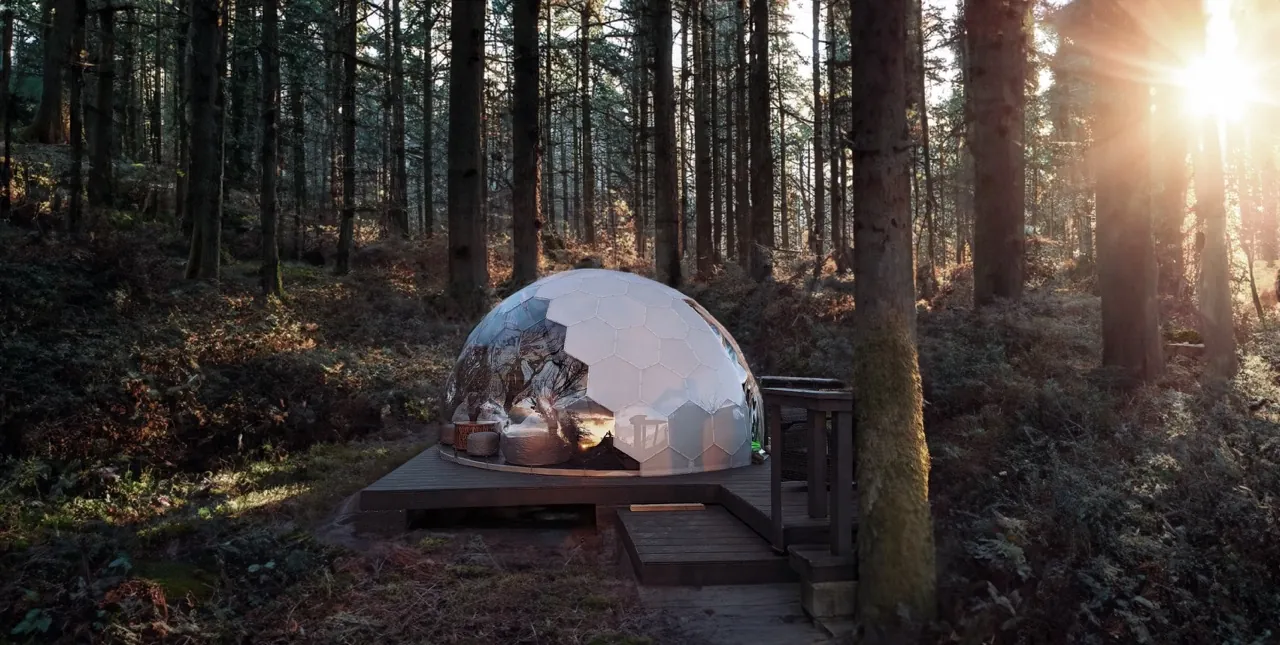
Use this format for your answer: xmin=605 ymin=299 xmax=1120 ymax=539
xmin=618 ymin=506 xmax=794 ymax=586
xmin=360 ymin=445 xmax=854 ymax=551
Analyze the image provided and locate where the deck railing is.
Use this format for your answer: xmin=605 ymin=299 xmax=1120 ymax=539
xmin=758 ymin=376 xmax=854 ymax=558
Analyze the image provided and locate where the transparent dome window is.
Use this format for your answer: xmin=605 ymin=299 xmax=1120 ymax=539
xmin=443 ymin=269 xmax=762 ymax=476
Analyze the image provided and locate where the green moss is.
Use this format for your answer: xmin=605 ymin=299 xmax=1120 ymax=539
xmin=133 ymin=560 xmax=217 ymax=603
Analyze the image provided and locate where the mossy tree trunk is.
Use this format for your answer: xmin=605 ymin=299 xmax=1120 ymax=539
xmin=849 ymin=0 xmax=937 ymax=637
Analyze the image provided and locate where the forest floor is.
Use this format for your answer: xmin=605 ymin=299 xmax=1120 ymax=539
xmin=3 ymin=150 xmax=1280 ymax=643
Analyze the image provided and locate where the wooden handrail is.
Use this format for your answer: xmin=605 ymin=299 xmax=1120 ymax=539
xmin=762 ymin=381 xmax=855 ymax=558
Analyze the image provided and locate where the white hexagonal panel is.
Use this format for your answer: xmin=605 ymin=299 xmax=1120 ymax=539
xmin=627 ymin=281 xmax=677 ymax=308
xmin=668 ymin=401 xmax=713 ymax=459
xmin=640 ymin=364 xmax=686 ymax=415
xmin=586 ymin=356 xmax=642 ymax=412
xmin=563 ymin=318 xmax=617 ymax=365
xmin=580 ymin=274 xmax=629 ymax=297
xmin=659 ymin=337 xmax=700 ymax=377
xmin=534 ymin=275 xmax=584 ymax=299
xmin=685 ymin=364 xmax=725 ymax=413
xmin=546 ymin=290 xmax=599 ymax=325
xmin=615 ymin=326 xmax=662 ymax=369
xmin=596 ymin=295 xmax=647 ymax=329
xmin=611 ymin=404 xmax=668 ymax=463
xmin=711 ymin=404 xmax=749 ymax=453
xmin=645 ymin=307 xmax=689 ymax=340
xmin=445 ymin=268 xmax=762 ymax=477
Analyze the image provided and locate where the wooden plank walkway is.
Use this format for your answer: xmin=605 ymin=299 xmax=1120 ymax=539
xmin=617 ymin=506 xmax=794 ymax=586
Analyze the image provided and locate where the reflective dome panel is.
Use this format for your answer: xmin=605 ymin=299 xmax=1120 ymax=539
xmin=443 ymin=269 xmax=760 ymax=476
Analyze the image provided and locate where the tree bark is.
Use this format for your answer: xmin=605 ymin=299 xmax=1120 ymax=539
xmin=259 ymin=0 xmax=282 ymax=296
xmin=849 ymin=0 xmax=937 ymax=635
xmin=544 ymin=0 xmax=555 ymax=236
xmin=31 ymin=0 xmax=72 ymax=143
xmin=734 ymin=0 xmax=749 ymax=267
xmin=388 ymin=0 xmax=409 ymax=238
xmin=747 ymin=0 xmax=772 ymax=281
xmin=918 ymin=0 xmax=938 ymax=296
xmin=151 ymin=4 xmax=164 ymax=163
xmin=512 ymin=0 xmax=542 ymax=287
xmin=828 ymin=0 xmax=844 ymax=270
xmin=184 ymin=0 xmax=222 ymax=279
xmin=448 ymin=0 xmax=488 ymax=307
xmin=1 ymin=7 xmax=11 ymax=220
xmin=290 ymin=63 xmax=305 ymax=258
xmin=968 ymin=0 xmax=1028 ymax=306
xmin=88 ymin=8 xmax=115 ymax=208
xmin=580 ymin=0 xmax=596 ymax=245
xmin=227 ymin=0 xmax=256 ymax=187
xmin=423 ymin=6 xmax=436 ymax=237
xmin=811 ymin=0 xmax=823 ymax=257
xmin=333 ymin=0 xmax=357 ymax=275
xmin=1095 ymin=0 xmax=1164 ymax=383
xmin=1195 ymin=120 xmax=1237 ymax=377
xmin=68 ymin=0 xmax=87 ymax=236
xmin=175 ymin=18 xmax=189 ymax=231
xmin=711 ymin=19 xmax=721 ymax=264
xmin=694 ymin=0 xmax=712 ymax=278
xmin=653 ymin=0 xmax=680 ymax=287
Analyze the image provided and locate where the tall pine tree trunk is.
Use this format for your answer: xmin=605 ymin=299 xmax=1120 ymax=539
xmin=968 ymin=0 xmax=1028 ymax=306
xmin=512 ymin=0 xmax=542 ymax=287
xmin=423 ymin=7 xmax=436 ymax=237
xmin=1095 ymin=0 xmax=1163 ymax=383
xmin=88 ymin=8 xmax=115 ymax=208
xmin=1 ymin=7 xmax=12 ymax=220
xmin=68 ymin=0 xmax=86 ymax=236
xmin=290 ymin=64 xmax=306 ymax=257
xmin=185 ymin=0 xmax=222 ymax=279
xmin=653 ymin=0 xmax=679 ymax=287
xmin=447 ymin=0 xmax=488 ymax=307
xmin=31 ymin=0 xmax=72 ymax=143
xmin=711 ymin=19 xmax=721 ymax=264
xmin=694 ymin=0 xmax=711 ymax=278
xmin=734 ymin=0 xmax=749 ymax=267
xmin=849 ymin=0 xmax=937 ymax=634
xmin=580 ymin=0 xmax=595 ymax=245
xmin=388 ymin=0 xmax=408 ymax=237
xmin=333 ymin=0 xmax=357 ymax=275
xmin=1196 ymin=121 xmax=1236 ymax=377
xmin=811 ymin=0 xmax=823 ymax=257
xmin=259 ymin=0 xmax=282 ymax=296
xmin=748 ymin=0 xmax=772 ymax=280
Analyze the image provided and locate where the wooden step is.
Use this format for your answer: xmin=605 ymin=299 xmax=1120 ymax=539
xmin=618 ymin=505 xmax=796 ymax=586
xmin=788 ymin=544 xmax=856 ymax=583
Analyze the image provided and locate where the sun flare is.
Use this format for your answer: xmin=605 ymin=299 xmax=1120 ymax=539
xmin=1177 ymin=0 xmax=1260 ymax=122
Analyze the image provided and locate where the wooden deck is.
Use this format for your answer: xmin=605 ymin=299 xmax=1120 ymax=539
xmin=358 ymin=446 xmax=855 ymax=587
xmin=357 ymin=445 xmax=854 ymax=557
xmin=617 ymin=506 xmax=794 ymax=586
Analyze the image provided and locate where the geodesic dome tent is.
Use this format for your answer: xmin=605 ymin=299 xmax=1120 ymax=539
xmin=443 ymin=269 xmax=763 ymax=476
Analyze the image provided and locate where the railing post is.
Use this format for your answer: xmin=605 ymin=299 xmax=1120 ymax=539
xmin=807 ymin=409 xmax=828 ymax=519
xmin=831 ymin=409 xmax=854 ymax=556
xmin=767 ymin=402 xmax=784 ymax=553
